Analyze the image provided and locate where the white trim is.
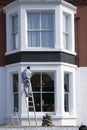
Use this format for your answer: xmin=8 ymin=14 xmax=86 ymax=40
xmin=5 ymin=62 xmax=77 ymax=68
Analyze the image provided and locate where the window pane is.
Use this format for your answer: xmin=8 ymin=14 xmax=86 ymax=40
xmin=27 ymin=12 xmax=54 ymax=48
xmin=64 ymin=93 xmax=69 ymax=112
xmin=13 ymin=74 xmax=19 ymax=112
xmin=64 ymin=73 xmax=70 ymax=112
xmin=34 ymin=93 xmax=41 ymax=112
xmin=41 ymin=31 xmax=54 ymax=48
xmin=42 ymin=93 xmax=54 ymax=112
xmin=28 ymin=13 xmax=40 ymax=29
xmin=63 ymin=33 xmax=69 ymax=49
xmin=31 ymin=72 xmax=54 ymax=112
xmin=28 ymin=32 xmax=40 ymax=47
xmin=64 ymin=73 xmax=69 ymax=92
xmin=12 ymin=15 xmax=18 ymax=32
xmin=13 ymin=33 xmax=18 ymax=49
xmin=42 ymin=72 xmax=54 ymax=92
xmin=31 ymin=73 xmax=40 ymax=91
xmin=12 ymin=15 xmax=18 ymax=50
xmin=41 ymin=13 xmax=54 ymax=29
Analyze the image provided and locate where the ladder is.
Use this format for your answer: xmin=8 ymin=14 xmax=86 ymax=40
xmin=25 ymin=91 xmax=37 ymax=126
xmin=9 ymin=107 xmax=20 ymax=126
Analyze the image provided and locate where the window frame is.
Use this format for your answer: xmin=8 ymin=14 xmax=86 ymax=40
xmin=64 ymin=71 xmax=72 ymax=113
xmin=11 ymin=14 xmax=18 ymax=50
xmin=30 ymin=71 xmax=55 ymax=113
xmin=63 ymin=12 xmax=72 ymax=51
xmin=27 ymin=11 xmax=55 ymax=49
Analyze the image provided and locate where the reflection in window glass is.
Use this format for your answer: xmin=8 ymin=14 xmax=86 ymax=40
xmin=31 ymin=72 xmax=54 ymax=112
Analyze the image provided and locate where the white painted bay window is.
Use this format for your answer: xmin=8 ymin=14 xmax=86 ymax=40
xmin=12 ymin=15 xmax=18 ymax=50
xmin=27 ymin=12 xmax=54 ymax=48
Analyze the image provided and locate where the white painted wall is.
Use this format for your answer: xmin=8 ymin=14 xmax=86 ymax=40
xmin=0 ymin=67 xmax=6 ymax=124
xmin=77 ymin=67 xmax=87 ymax=126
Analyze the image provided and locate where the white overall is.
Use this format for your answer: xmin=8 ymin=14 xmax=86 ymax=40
xmin=22 ymin=68 xmax=32 ymax=96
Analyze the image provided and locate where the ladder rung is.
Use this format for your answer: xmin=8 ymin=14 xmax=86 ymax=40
xmin=25 ymin=88 xmax=37 ymax=125
xmin=28 ymin=106 xmax=34 ymax=108
xmin=28 ymin=101 xmax=33 ymax=103
xmin=29 ymin=95 xmax=33 ymax=97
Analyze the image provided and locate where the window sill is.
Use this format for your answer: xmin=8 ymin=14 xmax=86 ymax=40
xmin=5 ymin=48 xmax=76 ymax=56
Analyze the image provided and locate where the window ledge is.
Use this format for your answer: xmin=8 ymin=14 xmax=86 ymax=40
xmin=5 ymin=48 xmax=76 ymax=56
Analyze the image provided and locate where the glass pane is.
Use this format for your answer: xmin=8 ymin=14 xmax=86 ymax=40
xmin=31 ymin=72 xmax=55 ymax=112
xmin=64 ymin=93 xmax=69 ymax=112
xmin=41 ymin=31 xmax=54 ymax=48
xmin=13 ymin=74 xmax=19 ymax=112
xmin=42 ymin=72 xmax=54 ymax=92
xmin=31 ymin=73 xmax=40 ymax=91
xmin=28 ymin=13 xmax=40 ymax=29
xmin=12 ymin=15 xmax=18 ymax=32
xmin=13 ymin=33 xmax=18 ymax=49
xmin=64 ymin=73 xmax=69 ymax=92
xmin=63 ymin=33 xmax=69 ymax=49
xmin=34 ymin=93 xmax=41 ymax=112
xmin=28 ymin=32 xmax=40 ymax=47
xmin=42 ymin=93 xmax=54 ymax=112
xmin=63 ymin=14 xmax=68 ymax=32
xmin=41 ymin=13 xmax=54 ymax=29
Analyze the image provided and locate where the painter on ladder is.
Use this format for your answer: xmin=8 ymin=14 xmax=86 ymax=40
xmin=22 ymin=66 xmax=32 ymax=97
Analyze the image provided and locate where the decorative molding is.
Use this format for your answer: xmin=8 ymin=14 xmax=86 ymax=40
xmin=65 ymin=0 xmax=87 ymax=5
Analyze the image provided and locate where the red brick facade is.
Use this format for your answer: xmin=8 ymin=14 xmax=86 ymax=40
xmin=0 ymin=5 xmax=6 ymax=66
xmin=75 ymin=6 xmax=87 ymax=66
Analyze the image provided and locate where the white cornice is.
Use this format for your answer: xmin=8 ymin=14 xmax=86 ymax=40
xmin=16 ymin=0 xmax=63 ymax=3
xmin=4 ymin=0 xmax=76 ymax=12
xmin=62 ymin=0 xmax=77 ymax=12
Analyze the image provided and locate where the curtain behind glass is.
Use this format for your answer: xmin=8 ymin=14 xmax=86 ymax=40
xmin=27 ymin=12 xmax=54 ymax=48
xmin=28 ymin=32 xmax=40 ymax=47
xmin=28 ymin=13 xmax=40 ymax=29
xmin=41 ymin=31 xmax=54 ymax=48
xmin=41 ymin=13 xmax=53 ymax=29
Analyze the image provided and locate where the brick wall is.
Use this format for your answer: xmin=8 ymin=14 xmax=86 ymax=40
xmin=0 ymin=6 xmax=6 ymax=66
xmin=75 ymin=6 xmax=87 ymax=66
xmin=0 ymin=0 xmax=15 ymax=5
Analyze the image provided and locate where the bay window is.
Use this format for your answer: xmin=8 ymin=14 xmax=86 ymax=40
xmin=27 ymin=12 xmax=54 ymax=48
xmin=12 ymin=15 xmax=18 ymax=50
xmin=31 ymin=72 xmax=54 ymax=112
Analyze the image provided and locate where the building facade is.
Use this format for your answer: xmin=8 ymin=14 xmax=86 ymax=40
xmin=0 ymin=0 xmax=87 ymax=127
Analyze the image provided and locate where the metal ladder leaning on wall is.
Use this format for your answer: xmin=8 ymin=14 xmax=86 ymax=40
xmin=11 ymin=107 xmax=20 ymax=126
xmin=25 ymin=90 xmax=37 ymax=126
